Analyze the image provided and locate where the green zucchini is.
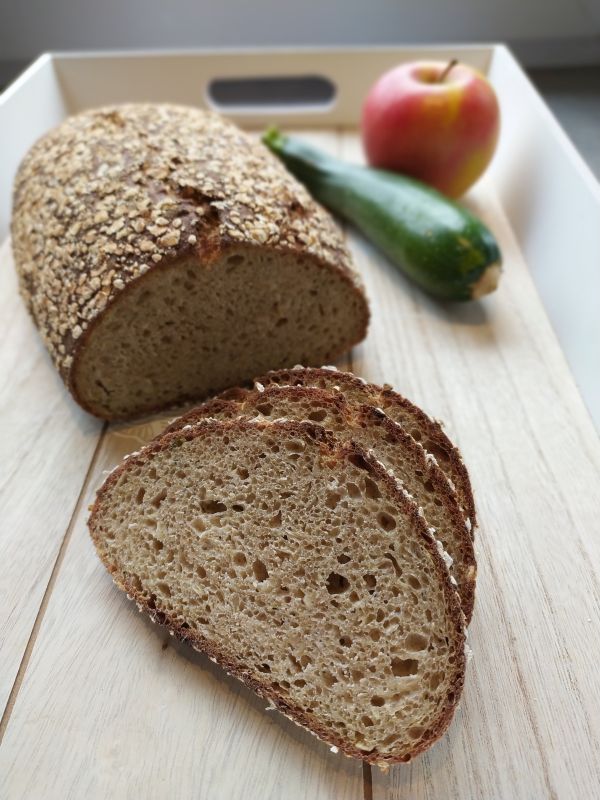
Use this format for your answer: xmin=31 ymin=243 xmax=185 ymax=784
xmin=263 ymin=128 xmax=501 ymax=301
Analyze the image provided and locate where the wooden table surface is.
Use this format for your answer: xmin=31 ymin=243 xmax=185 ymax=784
xmin=1 ymin=131 xmax=600 ymax=800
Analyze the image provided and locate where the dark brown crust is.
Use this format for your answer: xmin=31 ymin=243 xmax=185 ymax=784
xmin=255 ymin=367 xmax=477 ymax=531
xmin=163 ymin=384 xmax=475 ymax=622
xmin=88 ymin=417 xmax=466 ymax=766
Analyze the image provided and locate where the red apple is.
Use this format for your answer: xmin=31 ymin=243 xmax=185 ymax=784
xmin=361 ymin=60 xmax=500 ymax=198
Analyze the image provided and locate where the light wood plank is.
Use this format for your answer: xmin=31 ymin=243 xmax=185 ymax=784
xmin=339 ymin=133 xmax=600 ymax=799
xmin=0 ymin=132 xmax=363 ymax=799
xmin=0 ymin=414 xmax=364 ymax=800
xmin=0 ymin=239 xmax=102 ymax=717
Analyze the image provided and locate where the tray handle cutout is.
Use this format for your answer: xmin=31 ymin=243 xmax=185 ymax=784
xmin=206 ymin=75 xmax=336 ymax=114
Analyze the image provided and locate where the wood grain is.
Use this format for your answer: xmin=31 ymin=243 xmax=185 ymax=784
xmin=340 ymin=133 xmax=600 ymax=799
xmin=0 ymin=239 xmax=102 ymax=718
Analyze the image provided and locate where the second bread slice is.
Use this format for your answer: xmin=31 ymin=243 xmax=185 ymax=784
xmin=166 ymin=385 xmax=476 ymax=621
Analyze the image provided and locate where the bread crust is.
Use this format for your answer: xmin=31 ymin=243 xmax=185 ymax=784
xmin=163 ymin=384 xmax=475 ymax=621
xmin=256 ymin=367 xmax=477 ymax=530
xmin=11 ymin=105 xmax=368 ymax=413
xmin=89 ymin=417 xmax=466 ymax=766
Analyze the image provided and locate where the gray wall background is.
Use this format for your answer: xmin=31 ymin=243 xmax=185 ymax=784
xmin=2 ymin=0 xmax=600 ymax=87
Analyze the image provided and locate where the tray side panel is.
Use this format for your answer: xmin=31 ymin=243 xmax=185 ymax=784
xmin=0 ymin=56 xmax=68 ymax=240
xmin=487 ymin=45 xmax=600 ymax=431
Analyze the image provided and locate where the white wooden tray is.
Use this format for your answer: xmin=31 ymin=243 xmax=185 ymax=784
xmin=1 ymin=46 xmax=600 ymax=800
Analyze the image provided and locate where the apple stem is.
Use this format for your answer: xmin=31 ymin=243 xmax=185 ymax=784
xmin=439 ymin=59 xmax=459 ymax=82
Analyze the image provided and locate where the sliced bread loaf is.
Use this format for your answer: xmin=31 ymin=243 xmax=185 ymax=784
xmin=89 ymin=418 xmax=465 ymax=765
xmin=255 ymin=367 xmax=476 ymax=529
xmin=12 ymin=105 xmax=368 ymax=420
xmin=166 ymin=385 xmax=475 ymax=622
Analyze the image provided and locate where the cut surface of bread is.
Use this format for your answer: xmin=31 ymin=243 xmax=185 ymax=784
xmin=12 ymin=105 xmax=368 ymax=420
xmin=89 ymin=419 xmax=465 ymax=765
xmin=166 ymin=385 xmax=475 ymax=622
xmin=71 ymin=248 xmax=367 ymax=418
xmin=256 ymin=367 xmax=476 ymax=529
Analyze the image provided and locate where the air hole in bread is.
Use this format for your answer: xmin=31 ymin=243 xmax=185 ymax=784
xmin=326 ymin=572 xmax=349 ymax=595
xmin=429 ymin=672 xmax=443 ymax=690
xmin=191 ymin=518 xmax=206 ymax=533
xmin=200 ymin=499 xmax=227 ymax=514
xmin=269 ymin=510 xmax=282 ymax=528
xmin=369 ymin=629 xmax=381 ymax=642
xmin=196 ymin=565 xmax=207 ymax=579
xmin=256 ymin=403 xmax=273 ymax=416
xmin=363 ymin=574 xmax=377 ymax=590
xmin=150 ymin=488 xmax=168 ymax=509
xmin=391 ymin=657 xmax=419 ymax=677
xmin=288 ymin=654 xmax=302 ymax=673
xmin=326 ymin=491 xmax=342 ymax=510
xmin=407 ymin=575 xmax=421 ymax=590
xmin=364 ymin=477 xmax=381 ymax=500
xmin=233 ymin=552 xmax=247 ymax=566
xmin=411 ymin=632 xmax=431 ymax=657
xmin=258 ymin=663 xmax=271 ymax=673
xmin=370 ymin=695 xmax=385 ymax=707
xmin=226 ymin=254 xmax=244 ymax=265
xmin=285 ymin=439 xmax=305 ymax=454
xmin=337 ymin=553 xmax=351 ymax=564
xmin=348 ymin=453 xmax=371 ymax=471
xmin=252 ymin=559 xmax=269 ymax=582
xmin=351 ymin=669 xmax=364 ymax=682
xmin=408 ymin=726 xmax=424 ymax=739
xmin=307 ymin=408 xmax=328 ymax=422
xmin=339 ymin=636 xmax=352 ymax=647
xmin=345 ymin=482 xmax=361 ymax=498
xmin=322 ymin=670 xmax=338 ymax=688
xmin=135 ymin=487 xmax=145 ymax=504
xmin=361 ymin=715 xmax=374 ymax=727
xmin=423 ymin=480 xmax=435 ymax=493
xmin=236 ymin=467 xmax=249 ymax=480
xmin=232 ymin=504 xmax=244 ymax=512
xmin=377 ymin=512 xmax=396 ymax=532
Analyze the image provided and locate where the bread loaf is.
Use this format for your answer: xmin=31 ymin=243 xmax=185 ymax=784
xmin=165 ymin=384 xmax=476 ymax=621
xmin=89 ymin=417 xmax=465 ymax=765
xmin=12 ymin=105 xmax=368 ymax=419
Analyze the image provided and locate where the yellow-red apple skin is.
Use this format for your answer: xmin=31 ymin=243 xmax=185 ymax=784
xmin=361 ymin=61 xmax=500 ymax=198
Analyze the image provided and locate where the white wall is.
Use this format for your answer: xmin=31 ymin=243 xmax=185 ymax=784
xmin=1 ymin=0 xmax=600 ymax=85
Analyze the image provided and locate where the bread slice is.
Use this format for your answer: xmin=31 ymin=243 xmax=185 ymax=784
xmin=255 ymin=367 xmax=476 ymax=530
xmin=165 ymin=385 xmax=476 ymax=622
xmin=12 ymin=105 xmax=368 ymax=419
xmin=89 ymin=418 xmax=465 ymax=765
